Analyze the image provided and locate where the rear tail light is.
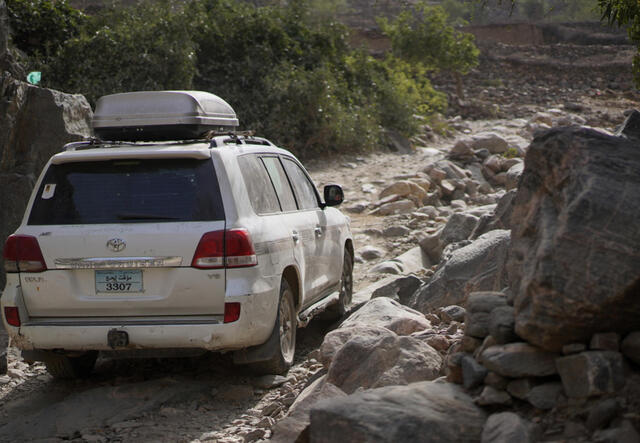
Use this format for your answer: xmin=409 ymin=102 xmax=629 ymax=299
xmin=3 ymin=235 xmax=47 ymax=273
xmin=192 ymin=229 xmax=257 ymax=269
xmin=224 ymin=302 xmax=241 ymax=323
xmin=4 ymin=307 xmax=21 ymax=327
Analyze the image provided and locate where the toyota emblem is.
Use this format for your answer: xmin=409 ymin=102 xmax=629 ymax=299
xmin=106 ymin=238 xmax=126 ymax=252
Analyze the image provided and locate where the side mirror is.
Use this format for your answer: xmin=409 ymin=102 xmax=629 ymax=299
xmin=323 ymin=184 xmax=344 ymax=207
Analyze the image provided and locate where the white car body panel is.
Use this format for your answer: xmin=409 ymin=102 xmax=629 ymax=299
xmin=1 ymin=136 xmax=352 ymax=357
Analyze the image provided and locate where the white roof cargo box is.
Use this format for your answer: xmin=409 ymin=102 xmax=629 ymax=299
xmin=92 ymin=90 xmax=239 ymax=141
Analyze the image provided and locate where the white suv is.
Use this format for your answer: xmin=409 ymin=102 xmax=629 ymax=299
xmin=1 ymin=91 xmax=353 ymax=378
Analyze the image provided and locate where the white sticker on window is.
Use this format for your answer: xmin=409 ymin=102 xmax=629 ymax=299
xmin=41 ymin=184 xmax=56 ymax=199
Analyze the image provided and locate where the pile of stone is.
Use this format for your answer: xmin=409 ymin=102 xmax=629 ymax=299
xmin=367 ymin=130 xmax=521 ymax=219
xmin=271 ymin=114 xmax=640 ymax=442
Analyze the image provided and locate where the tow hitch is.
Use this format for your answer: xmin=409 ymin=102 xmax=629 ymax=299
xmin=107 ymin=329 xmax=129 ymax=348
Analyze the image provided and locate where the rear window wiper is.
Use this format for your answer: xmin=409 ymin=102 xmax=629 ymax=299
xmin=116 ymin=213 xmax=181 ymax=221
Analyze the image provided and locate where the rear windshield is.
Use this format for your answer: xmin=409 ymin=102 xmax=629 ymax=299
xmin=28 ymin=158 xmax=224 ymax=225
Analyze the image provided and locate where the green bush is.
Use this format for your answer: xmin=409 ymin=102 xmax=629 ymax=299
xmin=6 ymin=0 xmax=85 ymax=60
xmin=6 ymin=0 xmax=477 ymax=157
xmin=378 ymin=2 xmax=479 ymax=75
xmin=43 ymin=0 xmax=199 ymax=104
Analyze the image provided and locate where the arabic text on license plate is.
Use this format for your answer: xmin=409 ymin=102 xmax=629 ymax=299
xmin=95 ymin=270 xmax=143 ymax=293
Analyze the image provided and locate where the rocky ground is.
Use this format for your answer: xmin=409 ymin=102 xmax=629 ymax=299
xmin=1 ymin=36 xmax=640 ymax=443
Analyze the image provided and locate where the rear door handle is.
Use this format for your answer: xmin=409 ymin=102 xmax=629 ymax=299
xmin=314 ymin=227 xmax=323 ymax=237
xmin=292 ymin=231 xmax=299 ymax=244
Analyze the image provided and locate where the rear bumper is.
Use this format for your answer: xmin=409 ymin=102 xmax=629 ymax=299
xmin=1 ymin=276 xmax=279 ymax=353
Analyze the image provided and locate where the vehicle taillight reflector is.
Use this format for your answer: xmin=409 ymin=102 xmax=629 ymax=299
xmin=224 ymin=229 xmax=257 ymax=268
xmin=4 ymin=307 xmax=20 ymax=327
xmin=191 ymin=229 xmax=257 ymax=269
xmin=191 ymin=231 xmax=225 ymax=269
xmin=224 ymin=302 xmax=241 ymax=323
xmin=3 ymin=235 xmax=47 ymax=273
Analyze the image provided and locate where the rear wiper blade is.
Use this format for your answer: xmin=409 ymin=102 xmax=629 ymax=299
xmin=116 ymin=213 xmax=180 ymax=220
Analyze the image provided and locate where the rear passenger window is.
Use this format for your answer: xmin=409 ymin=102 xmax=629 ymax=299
xmin=261 ymin=157 xmax=297 ymax=212
xmin=28 ymin=159 xmax=225 ymax=225
xmin=282 ymin=158 xmax=319 ymax=210
xmin=238 ymin=155 xmax=280 ymax=215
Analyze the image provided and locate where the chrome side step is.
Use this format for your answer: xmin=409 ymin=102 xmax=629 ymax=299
xmin=297 ymin=292 xmax=339 ymax=327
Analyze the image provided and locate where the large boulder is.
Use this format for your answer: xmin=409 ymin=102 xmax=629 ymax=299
xmin=472 ymin=190 xmax=516 ymax=239
xmin=340 ymin=297 xmax=431 ymax=335
xmin=309 ymin=381 xmax=487 ymax=443
xmin=323 ymin=327 xmax=443 ymax=394
xmin=0 ymin=75 xmax=92 ymax=287
xmin=509 ymin=126 xmax=640 ymax=351
xmin=410 ymin=230 xmax=510 ymax=313
xmin=270 ymin=375 xmax=346 ymax=443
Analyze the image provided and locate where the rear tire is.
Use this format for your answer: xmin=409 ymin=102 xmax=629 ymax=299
xmin=249 ymin=280 xmax=296 ymax=375
xmin=44 ymin=351 xmax=98 ymax=379
xmin=325 ymin=250 xmax=353 ymax=319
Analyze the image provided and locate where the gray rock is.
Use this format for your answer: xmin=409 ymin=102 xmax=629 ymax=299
xmin=556 ymin=351 xmax=625 ymax=398
xmin=471 ymin=190 xmax=516 ymax=239
xmin=251 ymin=375 xmax=290 ymax=389
xmin=461 ymin=354 xmax=488 ymax=389
xmin=345 ymin=201 xmax=368 ymax=213
xmin=410 ymin=230 xmax=510 ymax=313
xmin=382 ymin=225 xmax=411 ymax=238
xmin=621 ymin=331 xmax=640 ymax=365
xmin=616 ymin=109 xmax=640 ymax=140
xmin=586 ymin=398 xmax=620 ymax=431
xmin=465 ymin=292 xmax=508 ymax=339
xmin=592 ymin=420 xmax=640 ymax=443
xmin=440 ymin=212 xmax=479 ymax=246
xmin=371 ymin=199 xmax=416 ymax=216
xmin=467 ymin=292 xmax=508 ymax=314
xmin=418 ymin=229 xmax=444 ymax=263
xmin=489 ymin=306 xmax=518 ymax=344
xmin=449 ymin=139 xmax=475 ymax=161
xmin=506 ymin=378 xmax=533 ymax=400
xmin=474 ymin=148 xmax=490 ymax=160
xmin=505 ymin=162 xmax=524 ymax=190
xmin=359 ymin=245 xmax=385 ymax=260
xmin=483 ymin=372 xmax=508 ymax=390
xmin=472 ymin=132 xmax=509 ymax=154
xmin=324 ymin=331 xmax=443 ymax=394
xmin=562 ymin=343 xmax=588 ymax=355
xmin=509 ymin=127 xmax=640 ymax=351
xmin=270 ymin=375 xmax=345 ymax=443
xmin=319 ymin=326 xmax=395 ymax=368
xmin=475 ymin=386 xmax=511 ymax=406
xmin=369 ymin=261 xmax=403 ymax=274
xmin=0 ymin=76 xmax=92 ymax=287
xmin=525 ymin=382 xmax=564 ymax=410
xmin=446 ymin=352 xmax=464 ymax=384
xmin=590 ymin=333 xmax=620 ymax=351
xmin=371 ymin=274 xmax=423 ymax=306
xmin=481 ymin=343 xmax=558 ymax=377
xmin=438 ymin=305 xmax=466 ymax=323
xmin=481 ymin=412 xmax=537 ymax=443
xmin=341 ymin=297 xmax=431 ymax=336
xmin=465 ymin=312 xmax=491 ymax=339
xmin=309 ymin=382 xmax=486 ymax=443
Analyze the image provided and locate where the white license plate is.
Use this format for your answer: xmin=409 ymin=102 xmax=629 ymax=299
xmin=95 ymin=270 xmax=143 ymax=293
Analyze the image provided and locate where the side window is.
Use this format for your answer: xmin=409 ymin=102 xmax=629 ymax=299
xmin=261 ymin=157 xmax=298 ymax=212
xmin=238 ymin=155 xmax=280 ymax=214
xmin=282 ymin=158 xmax=319 ymax=210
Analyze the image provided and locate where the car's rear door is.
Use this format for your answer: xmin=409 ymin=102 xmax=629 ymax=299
xmin=19 ymin=157 xmax=227 ymax=318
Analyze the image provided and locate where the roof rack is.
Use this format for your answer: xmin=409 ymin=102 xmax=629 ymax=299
xmin=63 ymin=131 xmax=275 ymax=152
